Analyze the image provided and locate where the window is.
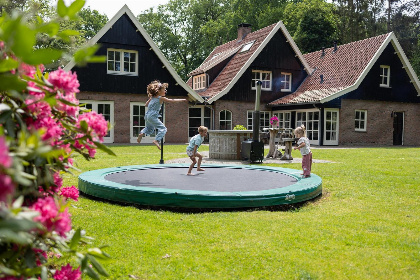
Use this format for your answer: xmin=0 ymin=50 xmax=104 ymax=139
xmin=80 ymin=100 xmax=114 ymax=143
xmin=193 ymin=74 xmax=207 ymax=90
xmin=295 ymin=110 xmax=320 ymax=144
xmin=272 ymin=112 xmax=291 ymax=129
xmin=189 ymin=106 xmax=211 ymax=138
xmin=380 ymin=65 xmax=390 ymax=87
xmin=107 ymin=49 xmax=137 ymax=75
xmin=219 ymin=110 xmax=232 ymax=130
xmin=240 ymin=41 xmax=255 ymax=53
xmin=355 ymin=110 xmax=367 ymax=131
xmin=247 ymin=111 xmax=270 ymax=131
xmin=252 ymin=70 xmax=272 ymax=90
xmin=280 ymin=72 xmax=292 ymax=92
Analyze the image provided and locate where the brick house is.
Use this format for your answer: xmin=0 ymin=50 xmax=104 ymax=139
xmin=187 ymin=22 xmax=420 ymax=146
xmin=66 ymin=5 xmax=420 ymax=146
xmin=64 ymin=5 xmax=204 ymax=144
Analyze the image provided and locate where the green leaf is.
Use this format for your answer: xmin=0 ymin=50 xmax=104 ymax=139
xmin=87 ymin=255 xmax=109 ymax=277
xmin=87 ymin=248 xmax=110 ymax=260
xmin=56 ymin=0 xmax=68 ymax=18
xmin=69 ymin=228 xmax=82 ymax=250
xmin=11 ymin=24 xmax=37 ymax=58
xmin=92 ymin=141 xmax=116 ymax=156
xmin=68 ymin=0 xmax=87 ymax=18
xmin=0 ymin=74 xmax=27 ymax=91
xmin=23 ymin=49 xmax=63 ymax=65
xmin=37 ymin=22 xmax=60 ymax=36
xmin=0 ymin=57 xmax=19 ymax=73
xmin=84 ymin=264 xmax=100 ymax=280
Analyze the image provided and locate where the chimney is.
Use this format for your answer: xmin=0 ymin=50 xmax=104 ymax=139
xmin=321 ymin=47 xmax=325 ymax=57
xmin=333 ymin=41 xmax=337 ymax=52
xmin=238 ymin=23 xmax=252 ymax=40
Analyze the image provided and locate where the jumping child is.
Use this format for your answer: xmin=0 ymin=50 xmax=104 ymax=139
xmin=186 ymin=126 xmax=208 ymax=176
xmin=137 ymin=80 xmax=187 ymax=150
xmin=293 ymin=125 xmax=312 ymax=178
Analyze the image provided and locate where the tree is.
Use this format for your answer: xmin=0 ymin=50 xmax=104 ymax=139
xmin=283 ymin=0 xmax=340 ymax=53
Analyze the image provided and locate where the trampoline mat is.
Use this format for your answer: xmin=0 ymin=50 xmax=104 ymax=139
xmin=105 ymin=166 xmax=298 ymax=192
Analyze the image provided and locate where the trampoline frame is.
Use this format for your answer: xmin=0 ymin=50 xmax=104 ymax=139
xmin=78 ymin=164 xmax=322 ymax=209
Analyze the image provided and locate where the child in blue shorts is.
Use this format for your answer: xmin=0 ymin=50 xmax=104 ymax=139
xmin=186 ymin=126 xmax=208 ymax=176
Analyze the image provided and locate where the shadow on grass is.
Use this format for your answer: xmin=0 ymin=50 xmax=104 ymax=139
xmin=79 ymin=189 xmax=328 ymax=214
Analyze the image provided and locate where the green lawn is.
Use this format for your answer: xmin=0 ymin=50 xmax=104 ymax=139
xmin=65 ymin=145 xmax=420 ymax=280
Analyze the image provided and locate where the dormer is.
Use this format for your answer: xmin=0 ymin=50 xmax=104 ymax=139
xmin=192 ymin=73 xmax=207 ymax=90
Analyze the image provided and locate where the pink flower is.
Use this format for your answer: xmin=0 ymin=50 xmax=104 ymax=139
xmin=0 ymin=173 xmax=15 ymax=202
xmin=33 ymin=248 xmax=48 ymax=266
xmin=56 ymin=91 xmax=79 ymax=117
xmin=53 ymin=172 xmax=63 ymax=190
xmin=53 ymin=264 xmax=81 ymax=280
xmin=0 ymin=136 xmax=12 ymax=168
xmin=31 ymin=197 xmax=71 ymax=237
xmin=77 ymin=111 xmax=108 ymax=142
xmin=48 ymin=69 xmax=80 ymax=95
xmin=60 ymin=186 xmax=79 ymax=201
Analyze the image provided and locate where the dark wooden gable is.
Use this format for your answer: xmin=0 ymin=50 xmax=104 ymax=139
xmin=335 ymin=43 xmax=420 ymax=105
xmin=220 ymin=29 xmax=307 ymax=104
xmin=72 ymin=14 xmax=187 ymax=97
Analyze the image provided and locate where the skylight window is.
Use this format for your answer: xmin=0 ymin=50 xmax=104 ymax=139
xmin=240 ymin=41 xmax=255 ymax=53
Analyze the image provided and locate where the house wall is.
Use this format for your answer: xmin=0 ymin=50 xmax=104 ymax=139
xmin=339 ymin=99 xmax=420 ymax=146
xmin=220 ymin=29 xmax=307 ymax=104
xmin=77 ymin=92 xmax=189 ymax=143
xmin=212 ymin=100 xmax=267 ymax=129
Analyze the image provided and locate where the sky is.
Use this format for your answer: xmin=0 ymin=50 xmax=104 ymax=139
xmin=62 ymin=0 xmax=170 ymax=19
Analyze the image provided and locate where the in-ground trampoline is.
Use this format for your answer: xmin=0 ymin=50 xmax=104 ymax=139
xmin=78 ymin=164 xmax=322 ymax=209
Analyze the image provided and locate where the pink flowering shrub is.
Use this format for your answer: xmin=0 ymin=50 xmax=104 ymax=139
xmin=60 ymin=186 xmax=79 ymax=201
xmin=0 ymin=4 xmax=113 ymax=279
xmin=54 ymin=264 xmax=82 ymax=280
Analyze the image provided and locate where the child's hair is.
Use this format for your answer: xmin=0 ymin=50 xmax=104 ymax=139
xmin=147 ymin=80 xmax=168 ymax=97
xmin=294 ymin=124 xmax=306 ymax=137
xmin=198 ymin=126 xmax=208 ymax=133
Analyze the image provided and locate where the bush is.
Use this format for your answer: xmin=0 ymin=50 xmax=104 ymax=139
xmin=233 ymin=125 xmax=247 ymax=130
xmin=0 ymin=0 xmax=114 ymax=279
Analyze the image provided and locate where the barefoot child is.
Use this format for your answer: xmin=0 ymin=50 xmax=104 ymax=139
xmin=137 ymin=80 xmax=187 ymax=150
xmin=186 ymin=126 xmax=208 ymax=176
xmin=293 ymin=125 xmax=312 ymax=178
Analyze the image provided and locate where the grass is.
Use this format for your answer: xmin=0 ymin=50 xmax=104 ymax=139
xmin=64 ymin=145 xmax=420 ymax=280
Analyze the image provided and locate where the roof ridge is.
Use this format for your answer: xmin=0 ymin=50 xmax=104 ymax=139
xmin=304 ymin=32 xmax=391 ymax=56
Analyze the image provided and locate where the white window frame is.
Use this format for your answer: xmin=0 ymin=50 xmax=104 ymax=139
xmin=280 ymin=72 xmax=292 ymax=92
xmin=240 ymin=41 xmax=255 ymax=53
xmin=324 ymin=109 xmax=339 ymax=145
xmin=295 ymin=109 xmax=320 ymax=145
xmin=380 ymin=65 xmax=390 ymax=87
xmin=219 ymin=110 xmax=232 ymax=130
xmin=79 ymin=100 xmax=114 ymax=143
xmin=247 ymin=111 xmax=271 ymax=131
xmin=107 ymin=48 xmax=138 ymax=76
xmin=193 ymin=74 xmax=207 ymax=90
xmin=252 ymin=70 xmax=272 ymax=91
xmin=130 ymin=102 xmax=158 ymax=144
xmin=272 ymin=111 xmax=292 ymax=130
xmin=355 ymin=110 xmax=367 ymax=132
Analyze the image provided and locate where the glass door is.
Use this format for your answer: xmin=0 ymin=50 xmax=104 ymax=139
xmin=324 ymin=109 xmax=339 ymax=145
xmin=189 ymin=106 xmax=211 ymax=141
xmin=130 ymin=102 xmax=157 ymax=144
xmin=80 ymin=100 xmax=114 ymax=143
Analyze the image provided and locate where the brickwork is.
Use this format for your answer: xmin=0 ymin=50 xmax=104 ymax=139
xmin=212 ymin=100 xmax=268 ymax=129
xmin=339 ymin=99 xmax=420 ymax=146
xmin=77 ymin=92 xmax=189 ymax=143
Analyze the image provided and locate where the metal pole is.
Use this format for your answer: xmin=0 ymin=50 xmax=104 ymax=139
xmin=159 ymin=103 xmax=164 ymax=164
